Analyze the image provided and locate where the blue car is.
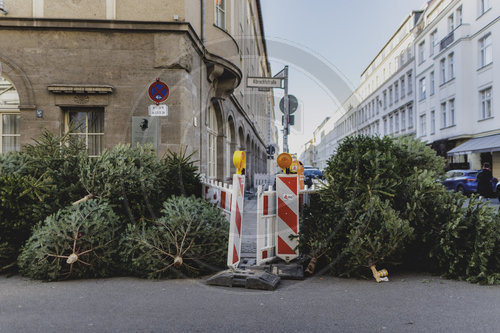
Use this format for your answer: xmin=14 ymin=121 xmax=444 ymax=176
xmin=440 ymin=169 xmax=497 ymax=196
xmin=304 ymin=168 xmax=323 ymax=187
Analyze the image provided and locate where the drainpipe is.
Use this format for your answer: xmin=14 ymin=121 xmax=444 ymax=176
xmin=201 ymin=0 xmax=206 ymax=45
xmin=199 ymin=0 xmax=206 ymax=176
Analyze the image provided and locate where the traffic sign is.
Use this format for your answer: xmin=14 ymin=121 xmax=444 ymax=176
xmin=247 ymin=77 xmax=282 ymax=89
xmin=279 ymin=95 xmax=298 ymax=114
xmin=148 ymin=79 xmax=169 ymax=104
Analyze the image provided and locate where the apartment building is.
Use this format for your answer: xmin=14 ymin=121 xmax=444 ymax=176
xmin=306 ymin=0 xmax=499 ymax=177
xmin=414 ymin=0 xmax=500 ymax=175
xmin=0 ymin=0 xmax=277 ymax=183
xmin=328 ymin=11 xmax=422 ymax=154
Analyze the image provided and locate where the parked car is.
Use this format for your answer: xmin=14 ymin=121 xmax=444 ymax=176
xmin=304 ymin=168 xmax=323 ymax=187
xmin=439 ymin=169 xmax=498 ymax=196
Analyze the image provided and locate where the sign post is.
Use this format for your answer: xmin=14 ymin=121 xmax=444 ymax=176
xmin=246 ymin=66 xmax=293 ymax=153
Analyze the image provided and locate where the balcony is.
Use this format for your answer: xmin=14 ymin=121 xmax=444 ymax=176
xmin=440 ymin=31 xmax=454 ymax=51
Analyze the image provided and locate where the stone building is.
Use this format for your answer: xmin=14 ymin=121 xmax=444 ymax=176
xmin=0 ymin=0 xmax=277 ymax=183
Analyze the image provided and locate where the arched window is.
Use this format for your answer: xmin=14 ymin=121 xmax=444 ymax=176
xmin=208 ymin=105 xmax=218 ymax=178
xmin=0 ymin=75 xmax=20 ymax=153
xmin=226 ymin=121 xmax=232 ymax=179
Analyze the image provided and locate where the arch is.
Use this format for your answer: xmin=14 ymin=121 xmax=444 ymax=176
xmin=0 ymin=53 xmax=35 ymax=109
xmin=208 ymin=100 xmax=226 ymax=181
xmin=238 ymin=126 xmax=245 ymax=150
xmin=0 ymin=73 xmax=21 ymax=153
xmin=226 ymin=115 xmax=237 ymax=178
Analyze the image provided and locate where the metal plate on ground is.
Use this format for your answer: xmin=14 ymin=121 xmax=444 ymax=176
xmin=206 ymin=269 xmax=280 ymax=291
xmin=268 ymin=263 xmax=304 ymax=280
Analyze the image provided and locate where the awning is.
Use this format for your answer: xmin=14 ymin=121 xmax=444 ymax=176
xmin=447 ymin=134 xmax=500 ymax=155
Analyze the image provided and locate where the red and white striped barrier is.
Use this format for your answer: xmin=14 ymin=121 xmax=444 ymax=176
xmin=227 ymin=174 xmax=245 ymax=270
xmin=256 ymin=179 xmax=319 ymax=265
xmin=201 ymin=179 xmax=233 ymax=220
xmin=276 ymin=174 xmax=300 ymax=263
xmin=256 ymin=185 xmax=277 ymax=265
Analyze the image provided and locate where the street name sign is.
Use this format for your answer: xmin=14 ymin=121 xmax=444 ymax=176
xmin=247 ymin=77 xmax=282 ymax=89
xmin=148 ymin=104 xmax=168 ymax=116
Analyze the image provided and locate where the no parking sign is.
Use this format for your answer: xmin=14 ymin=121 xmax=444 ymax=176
xmin=148 ymin=78 xmax=169 ymax=105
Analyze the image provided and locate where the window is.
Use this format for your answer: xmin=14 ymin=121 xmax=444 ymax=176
xmin=395 ymin=112 xmax=400 ymax=132
xmin=207 ymin=105 xmax=218 ymax=178
xmin=401 ymin=109 xmax=406 ymax=130
xmin=448 ymin=53 xmax=455 ymax=80
xmin=407 ymin=72 xmax=413 ymax=94
xmin=389 ymin=115 xmax=394 ymax=134
xmin=383 ymin=117 xmax=388 ymax=135
xmin=479 ymin=34 xmax=492 ymax=68
xmin=480 ymin=87 xmax=492 ymax=119
xmin=215 ymin=0 xmax=226 ymax=29
xmin=65 ymin=108 xmax=104 ymax=156
xmin=440 ymin=58 xmax=446 ymax=84
xmin=383 ymin=90 xmax=387 ymax=109
xmin=418 ymin=41 xmax=425 ymax=63
xmin=449 ymin=99 xmax=455 ymax=125
xmin=456 ymin=6 xmax=463 ymax=26
xmin=441 ymin=102 xmax=447 ymax=128
xmin=408 ymin=105 xmax=414 ymax=128
xmin=394 ymin=82 xmax=399 ymax=102
xmin=376 ymin=97 xmax=380 ymax=114
xmin=389 ymin=87 xmax=393 ymax=105
xmin=419 ymin=77 xmax=426 ymax=100
xmin=430 ymin=30 xmax=437 ymax=56
xmin=479 ymin=0 xmax=491 ymax=16
xmin=420 ymin=114 xmax=427 ymax=136
xmin=448 ymin=14 xmax=454 ymax=33
xmin=430 ymin=110 xmax=436 ymax=134
xmin=430 ymin=71 xmax=435 ymax=95
xmin=0 ymin=76 xmax=20 ymax=154
xmin=401 ymin=77 xmax=405 ymax=97
xmin=1 ymin=114 xmax=20 ymax=153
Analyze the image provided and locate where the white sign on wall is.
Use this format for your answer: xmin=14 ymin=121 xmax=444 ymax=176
xmin=148 ymin=104 xmax=168 ymax=116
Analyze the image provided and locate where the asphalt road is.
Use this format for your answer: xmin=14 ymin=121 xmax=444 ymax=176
xmin=1 ymin=273 xmax=499 ymax=333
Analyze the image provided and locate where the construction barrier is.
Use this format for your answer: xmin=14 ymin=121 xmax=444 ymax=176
xmin=256 ymin=181 xmax=319 ymax=265
xmin=253 ymin=173 xmax=275 ymax=189
xmin=201 ymin=178 xmax=233 ymax=220
xmin=256 ymin=185 xmax=277 ymax=265
xmin=227 ymin=173 xmax=245 ymax=270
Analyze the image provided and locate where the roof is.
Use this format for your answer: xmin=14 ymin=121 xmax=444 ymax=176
xmin=447 ymin=134 xmax=500 ymax=155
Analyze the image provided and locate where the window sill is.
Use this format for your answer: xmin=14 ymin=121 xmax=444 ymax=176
xmin=440 ymin=124 xmax=456 ymax=130
xmin=477 ymin=8 xmax=492 ymax=21
xmin=477 ymin=62 xmax=493 ymax=72
xmin=478 ymin=116 xmax=494 ymax=122
xmin=439 ymin=77 xmax=455 ymax=87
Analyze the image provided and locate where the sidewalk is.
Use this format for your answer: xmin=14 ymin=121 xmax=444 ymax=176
xmin=240 ymin=196 xmax=257 ymax=259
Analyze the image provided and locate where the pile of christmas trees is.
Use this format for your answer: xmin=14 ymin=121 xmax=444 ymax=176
xmin=1 ymin=132 xmax=228 ymax=281
xmin=300 ymin=136 xmax=499 ymax=285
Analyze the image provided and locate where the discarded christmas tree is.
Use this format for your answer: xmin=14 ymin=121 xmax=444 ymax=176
xmin=120 ymin=196 xmax=228 ymax=279
xmin=18 ymin=199 xmax=120 ymax=281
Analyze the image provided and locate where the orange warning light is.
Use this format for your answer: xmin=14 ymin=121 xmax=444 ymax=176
xmin=277 ymin=153 xmax=293 ymax=172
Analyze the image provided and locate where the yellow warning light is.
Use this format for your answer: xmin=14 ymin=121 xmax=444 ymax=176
xmin=233 ymin=151 xmax=246 ymax=175
xmin=277 ymin=153 xmax=293 ymax=172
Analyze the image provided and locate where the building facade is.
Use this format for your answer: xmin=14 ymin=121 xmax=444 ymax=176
xmin=0 ymin=0 xmax=277 ymax=184
xmin=414 ymin=0 xmax=500 ymax=176
xmin=305 ymin=0 xmax=500 ymax=178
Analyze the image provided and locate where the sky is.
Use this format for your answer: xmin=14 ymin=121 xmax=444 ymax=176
xmin=260 ymin=0 xmax=427 ymax=154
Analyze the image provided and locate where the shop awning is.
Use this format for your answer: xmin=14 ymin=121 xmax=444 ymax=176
xmin=447 ymin=134 xmax=500 ymax=155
